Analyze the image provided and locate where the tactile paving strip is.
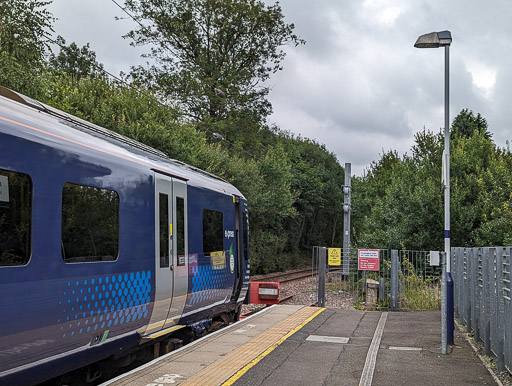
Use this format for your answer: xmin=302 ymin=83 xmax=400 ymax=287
xmin=182 ymin=306 xmax=325 ymax=386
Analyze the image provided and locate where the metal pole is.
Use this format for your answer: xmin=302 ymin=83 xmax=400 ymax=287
xmin=444 ymin=45 xmax=450 ymax=273
xmin=441 ymin=252 xmax=447 ymax=354
xmin=318 ymin=247 xmax=326 ymax=307
xmin=343 ymin=163 xmax=351 ymax=275
xmin=379 ymin=278 xmax=385 ymax=301
xmin=391 ymin=250 xmax=398 ymax=311
xmin=445 ymin=44 xmax=454 ymax=345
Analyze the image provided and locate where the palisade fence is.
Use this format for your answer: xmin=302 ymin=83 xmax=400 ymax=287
xmin=311 ymin=247 xmax=442 ymax=311
xmin=452 ymin=247 xmax=512 ymax=374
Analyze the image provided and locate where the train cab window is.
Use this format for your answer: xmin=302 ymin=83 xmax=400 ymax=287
xmin=243 ymin=211 xmax=249 ymax=260
xmin=202 ymin=209 xmax=223 ymax=256
xmin=62 ymin=183 xmax=119 ymax=263
xmin=0 ymin=169 xmax=32 ymax=266
xmin=176 ymin=197 xmax=185 ymax=258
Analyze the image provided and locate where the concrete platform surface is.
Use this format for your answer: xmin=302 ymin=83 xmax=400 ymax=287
xmin=236 ymin=309 xmax=497 ymax=386
xmin=102 ymin=306 xmax=498 ymax=386
xmin=102 ymin=305 xmax=322 ymax=386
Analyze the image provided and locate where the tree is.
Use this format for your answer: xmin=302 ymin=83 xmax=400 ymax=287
xmin=279 ymin=136 xmax=344 ymax=251
xmin=451 ymin=108 xmax=492 ymax=140
xmin=122 ymin=0 xmax=304 ymax=124
xmin=352 ymin=130 xmax=445 ymax=251
xmin=0 ymin=0 xmax=55 ymax=97
xmin=450 ymin=130 xmax=496 ymax=246
xmin=0 ymin=0 xmax=54 ymax=63
xmin=49 ymin=36 xmax=105 ymax=80
xmin=351 ymin=109 xmax=512 ymax=251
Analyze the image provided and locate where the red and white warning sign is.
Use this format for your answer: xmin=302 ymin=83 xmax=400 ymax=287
xmin=358 ymin=249 xmax=380 ymax=271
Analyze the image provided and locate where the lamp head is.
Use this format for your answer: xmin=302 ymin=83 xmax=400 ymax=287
xmin=414 ymin=30 xmax=452 ymax=48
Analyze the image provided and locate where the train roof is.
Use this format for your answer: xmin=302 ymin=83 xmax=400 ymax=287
xmin=0 ymin=87 xmax=244 ymax=198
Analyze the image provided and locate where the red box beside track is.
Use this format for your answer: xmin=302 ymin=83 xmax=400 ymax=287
xmin=248 ymin=282 xmax=280 ymax=305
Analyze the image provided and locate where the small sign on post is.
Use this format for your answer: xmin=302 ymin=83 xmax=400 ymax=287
xmin=429 ymin=251 xmax=440 ymax=266
xmin=328 ymin=248 xmax=341 ymax=266
xmin=358 ymin=249 xmax=380 ymax=271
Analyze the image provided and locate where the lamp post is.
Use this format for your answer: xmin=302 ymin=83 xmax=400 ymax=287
xmin=414 ymin=30 xmax=454 ymax=345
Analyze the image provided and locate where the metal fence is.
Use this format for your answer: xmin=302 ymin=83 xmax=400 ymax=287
xmin=452 ymin=247 xmax=511 ymax=373
xmin=311 ymin=247 xmax=441 ymax=311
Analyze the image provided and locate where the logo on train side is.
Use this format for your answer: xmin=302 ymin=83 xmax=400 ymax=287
xmin=225 ymin=230 xmax=235 ymax=239
xmin=229 ymin=243 xmax=235 ymax=274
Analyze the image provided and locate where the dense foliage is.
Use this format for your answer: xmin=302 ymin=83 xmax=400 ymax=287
xmin=352 ymin=117 xmax=512 ymax=251
xmin=49 ymin=36 xmax=104 ymax=80
xmin=0 ymin=0 xmax=54 ymax=98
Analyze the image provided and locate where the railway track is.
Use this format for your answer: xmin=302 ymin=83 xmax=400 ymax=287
xmin=252 ymin=267 xmax=344 ymax=284
xmin=251 ymin=268 xmax=313 ymax=283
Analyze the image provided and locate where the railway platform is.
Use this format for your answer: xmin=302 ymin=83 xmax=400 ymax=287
xmin=102 ymin=305 xmax=499 ymax=386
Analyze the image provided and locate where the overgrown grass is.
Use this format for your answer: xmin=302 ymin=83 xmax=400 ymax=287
xmin=399 ymin=276 xmax=441 ymax=310
xmin=399 ymin=259 xmax=441 ymax=310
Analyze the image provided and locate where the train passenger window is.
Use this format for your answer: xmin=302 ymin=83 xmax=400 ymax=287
xmin=202 ymin=209 xmax=223 ymax=256
xmin=61 ymin=183 xmax=119 ymax=263
xmin=0 ymin=169 xmax=32 ymax=266
xmin=159 ymin=193 xmax=169 ymax=268
xmin=176 ymin=197 xmax=185 ymax=258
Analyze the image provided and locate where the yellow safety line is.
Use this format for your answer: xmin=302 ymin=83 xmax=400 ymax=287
xmin=137 ymin=320 xmax=166 ymax=334
xmin=147 ymin=325 xmax=185 ymax=339
xmin=222 ymin=307 xmax=325 ymax=386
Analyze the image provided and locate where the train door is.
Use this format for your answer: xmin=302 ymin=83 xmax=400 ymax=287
xmin=146 ymin=174 xmax=174 ymax=334
xmin=164 ymin=179 xmax=188 ymax=326
xmin=238 ymin=203 xmax=250 ymax=303
xmin=232 ymin=198 xmax=243 ymax=301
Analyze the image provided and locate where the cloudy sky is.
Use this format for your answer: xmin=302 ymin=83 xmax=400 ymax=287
xmin=47 ymin=0 xmax=512 ymax=175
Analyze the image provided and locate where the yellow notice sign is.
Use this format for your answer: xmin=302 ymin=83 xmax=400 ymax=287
xmin=210 ymin=251 xmax=226 ymax=270
xmin=328 ymin=248 xmax=341 ymax=266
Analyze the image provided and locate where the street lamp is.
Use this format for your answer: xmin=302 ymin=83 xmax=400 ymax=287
xmin=415 ymin=30 xmax=453 ymax=347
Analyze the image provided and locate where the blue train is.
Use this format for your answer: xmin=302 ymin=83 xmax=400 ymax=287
xmin=0 ymin=87 xmax=250 ymax=384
